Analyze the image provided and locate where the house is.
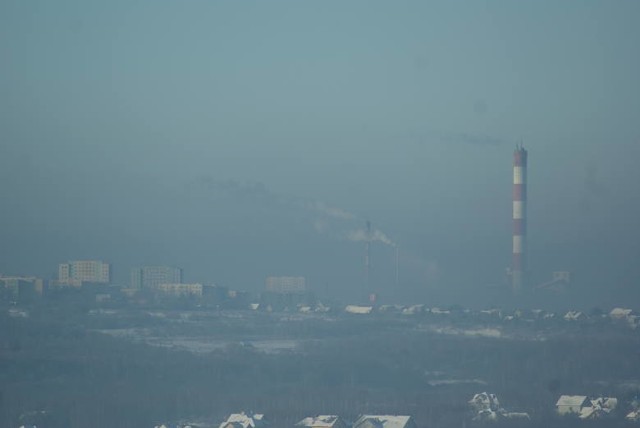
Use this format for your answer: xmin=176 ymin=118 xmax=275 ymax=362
xmin=626 ymin=399 xmax=640 ymax=421
xmin=556 ymin=395 xmax=617 ymax=418
xmin=345 ymin=305 xmax=373 ymax=315
xmin=556 ymin=395 xmax=590 ymax=415
xmin=610 ymin=308 xmax=633 ymax=319
xmin=563 ymin=311 xmax=585 ymax=321
xmin=579 ymin=397 xmax=618 ymax=419
xmin=402 ymin=305 xmax=425 ymax=315
xmin=378 ymin=304 xmax=404 ymax=314
xmin=626 ymin=410 xmax=640 ymax=421
xmin=296 ymin=415 xmax=347 ymax=428
xmin=469 ymin=392 xmax=501 ymax=413
xmin=468 ymin=392 xmax=530 ymax=421
xmin=610 ymin=308 xmax=639 ymax=328
xmin=352 ymin=415 xmax=417 ymax=428
xmin=219 ymin=412 xmax=268 ymax=428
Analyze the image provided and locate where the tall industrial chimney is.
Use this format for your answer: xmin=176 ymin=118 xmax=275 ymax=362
xmin=512 ymin=145 xmax=528 ymax=292
xmin=365 ymin=220 xmax=371 ymax=292
xmin=395 ymin=245 xmax=399 ymax=288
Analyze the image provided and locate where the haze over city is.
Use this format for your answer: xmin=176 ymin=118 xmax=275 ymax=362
xmin=2 ymin=2 xmax=640 ymax=427
xmin=2 ymin=1 xmax=640 ymax=306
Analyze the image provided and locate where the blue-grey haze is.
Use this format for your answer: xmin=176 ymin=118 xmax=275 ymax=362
xmin=1 ymin=0 xmax=639 ymax=306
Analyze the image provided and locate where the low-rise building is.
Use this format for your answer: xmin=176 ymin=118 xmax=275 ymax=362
xmin=610 ymin=307 xmax=634 ymax=319
xmin=296 ymin=415 xmax=346 ymax=428
xmin=627 ymin=410 xmax=640 ymax=421
xmin=219 ymin=412 xmax=267 ymax=428
xmin=556 ymin=395 xmax=617 ymax=419
xmin=352 ymin=415 xmax=416 ymax=428
xmin=556 ymin=395 xmax=590 ymax=415
xmin=469 ymin=392 xmax=529 ymax=421
xmin=155 ymin=283 xmax=203 ymax=297
xmin=345 ymin=305 xmax=373 ymax=315
xmin=563 ymin=311 xmax=585 ymax=321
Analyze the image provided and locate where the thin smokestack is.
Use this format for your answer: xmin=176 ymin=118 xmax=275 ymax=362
xmin=512 ymin=145 xmax=528 ymax=292
xmin=365 ymin=220 xmax=371 ymax=292
xmin=395 ymin=245 xmax=399 ymax=288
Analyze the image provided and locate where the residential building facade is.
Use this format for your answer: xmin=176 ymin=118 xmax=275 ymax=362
xmin=131 ymin=266 xmax=182 ymax=290
xmin=58 ymin=260 xmax=110 ymax=285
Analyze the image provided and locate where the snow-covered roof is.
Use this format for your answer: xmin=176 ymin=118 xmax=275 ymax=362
xmin=626 ymin=410 xmax=640 ymax=421
xmin=402 ymin=305 xmax=425 ymax=315
xmin=556 ymin=395 xmax=589 ymax=407
xmin=563 ymin=311 xmax=584 ymax=321
xmin=296 ymin=415 xmax=341 ymax=427
xmin=610 ymin=308 xmax=633 ymax=318
xmin=220 ymin=413 xmax=267 ymax=428
xmin=469 ymin=392 xmax=501 ymax=412
xmin=353 ymin=415 xmax=413 ymax=428
xmin=345 ymin=305 xmax=373 ymax=314
xmin=591 ymin=397 xmax=618 ymax=411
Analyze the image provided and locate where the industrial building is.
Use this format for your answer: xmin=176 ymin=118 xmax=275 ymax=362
xmin=265 ymin=276 xmax=307 ymax=294
xmin=130 ymin=265 xmax=182 ymax=290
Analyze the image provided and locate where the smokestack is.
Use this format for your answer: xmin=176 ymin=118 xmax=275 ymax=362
xmin=395 ymin=245 xmax=399 ymax=288
xmin=512 ymin=145 xmax=528 ymax=292
xmin=365 ymin=220 xmax=371 ymax=292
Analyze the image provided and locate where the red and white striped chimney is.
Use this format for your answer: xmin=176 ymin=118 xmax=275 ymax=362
xmin=512 ymin=145 xmax=528 ymax=292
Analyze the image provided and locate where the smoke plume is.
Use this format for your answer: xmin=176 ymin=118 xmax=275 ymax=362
xmin=347 ymin=228 xmax=396 ymax=247
xmin=189 ymin=175 xmax=396 ymax=246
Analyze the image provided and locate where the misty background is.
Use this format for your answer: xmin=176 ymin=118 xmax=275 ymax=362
xmin=1 ymin=1 xmax=639 ymax=306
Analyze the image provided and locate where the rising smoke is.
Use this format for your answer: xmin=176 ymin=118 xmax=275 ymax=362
xmin=188 ymin=176 xmax=396 ymax=245
xmin=347 ymin=228 xmax=396 ymax=247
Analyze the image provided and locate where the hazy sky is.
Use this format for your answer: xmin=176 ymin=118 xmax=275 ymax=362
xmin=1 ymin=1 xmax=639 ymax=304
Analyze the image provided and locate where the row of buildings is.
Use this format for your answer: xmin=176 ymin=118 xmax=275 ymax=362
xmin=2 ymin=259 xmax=311 ymax=304
xmin=1 ymin=261 xmax=195 ymax=300
xmin=469 ymin=391 xmax=640 ymax=422
xmin=56 ymin=260 xmax=184 ymax=290
xmin=155 ymin=412 xmax=417 ymax=428
xmin=157 ymin=396 xmax=640 ymax=428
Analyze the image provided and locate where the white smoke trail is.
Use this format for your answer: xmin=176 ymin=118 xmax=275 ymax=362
xmin=190 ymin=176 xmax=396 ymax=245
xmin=347 ymin=228 xmax=396 ymax=247
xmin=306 ymin=201 xmax=356 ymax=220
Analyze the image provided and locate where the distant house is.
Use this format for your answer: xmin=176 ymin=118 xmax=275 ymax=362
xmin=563 ymin=311 xmax=585 ymax=321
xmin=610 ymin=308 xmax=639 ymax=329
xmin=627 ymin=410 xmax=640 ymax=421
xmin=469 ymin=392 xmax=501 ymax=413
xmin=345 ymin=305 xmax=373 ymax=315
xmin=556 ymin=395 xmax=590 ymax=415
xmin=581 ymin=397 xmax=618 ymax=419
xmin=402 ymin=305 xmax=425 ymax=315
xmin=610 ymin=308 xmax=633 ymax=319
xmin=352 ymin=415 xmax=416 ymax=428
xmin=468 ymin=392 xmax=529 ymax=421
xmin=555 ymin=395 xmax=617 ymax=418
xmin=219 ymin=412 xmax=268 ymax=428
xmin=296 ymin=415 xmax=347 ymax=428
